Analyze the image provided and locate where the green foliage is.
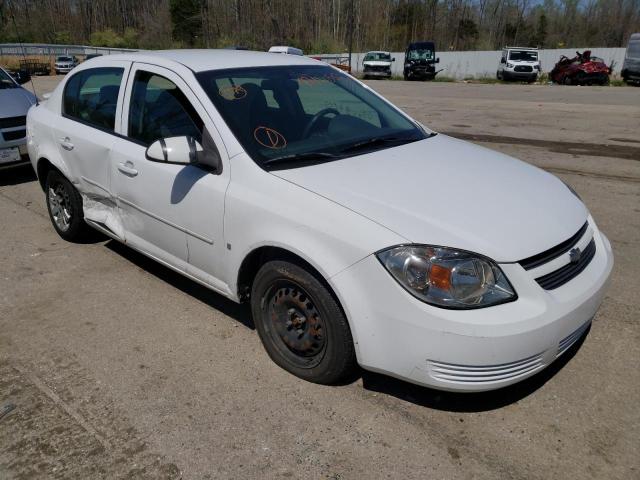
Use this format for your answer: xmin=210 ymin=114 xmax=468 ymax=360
xmin=170 ymin=0 xmax=202 ymax=46
xmin=90 ymin=28 xmax=139 ymax=48
xmin=53 ymin=31 xmax=72 ymax=44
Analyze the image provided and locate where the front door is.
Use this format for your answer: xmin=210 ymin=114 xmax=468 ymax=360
xmin=111 ymin=63 xmax=230 ymax=287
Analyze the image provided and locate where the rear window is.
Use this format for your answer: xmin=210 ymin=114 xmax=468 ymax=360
xmin=63 ymin=67 xmax=124 ymax=131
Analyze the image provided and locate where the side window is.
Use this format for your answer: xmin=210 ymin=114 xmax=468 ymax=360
xmin=128 ymin=71 xmax=203 ymax=146
xmin=63 ymin=67 xmax=124 ymax=131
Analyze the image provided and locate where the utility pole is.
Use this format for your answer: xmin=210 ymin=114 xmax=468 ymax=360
xmin=347 ymin=0 xmax=354 ymax=72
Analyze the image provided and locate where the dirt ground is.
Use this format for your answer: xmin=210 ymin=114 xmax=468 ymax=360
xmin=1 ymin=76 xmax=639 ymax=479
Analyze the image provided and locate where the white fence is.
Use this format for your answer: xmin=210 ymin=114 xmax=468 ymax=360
xmin=318 ymin=47 xmax=627 ymax=78
xmin=0 ymin=43 xmax=137 ymax=57
xmin=1 ymin=43 xmax=628 ymax=78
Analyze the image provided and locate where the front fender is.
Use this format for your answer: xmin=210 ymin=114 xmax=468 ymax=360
xmin=223 ymin=154 xmax=406 ymax=297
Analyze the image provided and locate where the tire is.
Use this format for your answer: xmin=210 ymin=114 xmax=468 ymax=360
xmin=496 ymin=70 xmax=502 ymax=80
xmin=563 ymin=75 xmax=572 ymax=85
xmin=45 ymin=170 xmax=91 ymax=242
xmin=251 ymin=260 xmax=357 ymax=385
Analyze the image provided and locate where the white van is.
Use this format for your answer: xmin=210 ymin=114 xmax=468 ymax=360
xmin=622 ymin=33 xmax=640 ymax=85
xmin=268 ymin=46 xmax=304 ymax=56
xmin=497 ymin=47 xmax=540 ymax=82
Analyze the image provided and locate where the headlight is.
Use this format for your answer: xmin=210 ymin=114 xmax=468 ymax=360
xmin=507 ymin=62 xmax=514 ymax=68
xmin=376 ymin=246 xmax=516 ymax=309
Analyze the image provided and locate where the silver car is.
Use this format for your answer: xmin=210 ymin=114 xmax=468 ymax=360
xmin=54 ymin=55 xmax=78 ymax=75
xmin=0 ymin=67 xmax=36 ymax=169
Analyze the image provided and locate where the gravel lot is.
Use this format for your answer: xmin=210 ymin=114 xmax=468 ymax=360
xmin=1 ymin=76 xmax=639 ymax=479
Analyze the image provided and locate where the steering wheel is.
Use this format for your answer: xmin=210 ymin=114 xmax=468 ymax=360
xmin=302 ymin=108 xmax=340 ymax=138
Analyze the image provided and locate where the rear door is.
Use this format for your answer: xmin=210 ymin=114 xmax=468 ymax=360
xmin=52 ymin=61 xmax=130 ymax=235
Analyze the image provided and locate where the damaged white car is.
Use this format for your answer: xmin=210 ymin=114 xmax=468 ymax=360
xmin=27 ymin=51 xmax=613 ymax=392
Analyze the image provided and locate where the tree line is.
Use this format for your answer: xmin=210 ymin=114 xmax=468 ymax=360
xmin=1 ymin=0 xmax=638 ymax=53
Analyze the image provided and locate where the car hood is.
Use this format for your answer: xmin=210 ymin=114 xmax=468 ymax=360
xmin=0 ymin=88 xmax=36 ymax=117
xmin=271 ymin=134 xmax=588 ymax=262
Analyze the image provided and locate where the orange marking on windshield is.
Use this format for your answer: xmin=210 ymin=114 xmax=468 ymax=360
xmin=254 ymin=126 xmax=287 ymax=149
xmin=218 ymin=84 xmax=247 ymax=100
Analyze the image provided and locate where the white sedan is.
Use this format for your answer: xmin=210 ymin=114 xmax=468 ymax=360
xmin=26 ymin=50 xmax=613 ymax=392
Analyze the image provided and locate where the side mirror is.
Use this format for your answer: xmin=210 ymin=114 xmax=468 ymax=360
xmin=146 ymin=136 xmax=201 ymax=165
xmin=392 ymin=57 xmax=396 ymax=62
xmin=436 ymin=57 xmax=440 ymax=63
xmin=500 ymin=58 xmax=506 ymax=64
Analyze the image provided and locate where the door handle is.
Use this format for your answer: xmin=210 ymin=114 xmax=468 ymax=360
xmin=117 ymin=161 xmax=138 ymax=177
xmin=59 ymin=137 xmax=74 ymax=151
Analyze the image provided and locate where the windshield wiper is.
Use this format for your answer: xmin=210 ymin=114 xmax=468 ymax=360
xmin=262 ymin=151 xmax=340 ymax=167
xmin=339 ymin=135 xmax=421 ymax=155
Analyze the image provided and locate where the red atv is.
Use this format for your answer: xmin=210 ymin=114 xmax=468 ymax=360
xmin=550 ymin=51 xmax=611 ymax=85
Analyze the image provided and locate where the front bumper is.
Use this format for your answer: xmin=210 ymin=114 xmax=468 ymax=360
xmin=406 ymin=68 xmax=435 ymax=78
xmin=503 ymin=70 xmax=538 ymax=80
xmin=331 ymin=221 xmax=613 ymax=392
xmin=55 ymin=65 xmax=74 ymax=73
xmin=363 ymin=70 xmax=391 ymax=78
xmin=0 ymin=144 xmax=30 ymax=170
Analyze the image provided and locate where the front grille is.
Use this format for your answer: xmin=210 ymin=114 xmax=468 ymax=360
xmin=514 ymin=65 xmax=533 ymax=72
xmin=366 ymin=66 xmax=389 ymax=72
xmin=0 ymin=116 xmax=26 ymax=129
xmin=519 ymin=222 xmax=588 ymax=271
xmin=428 ymin=352 xmax=544 ymax=385
xmin=535 ymin=239 xmax=596 ymax=290
xmin=1 ymin=129 xmax=26 ymax=141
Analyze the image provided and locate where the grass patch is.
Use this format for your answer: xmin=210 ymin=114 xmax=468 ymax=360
xmin=433 ymin=75 xmax=456 ymax=82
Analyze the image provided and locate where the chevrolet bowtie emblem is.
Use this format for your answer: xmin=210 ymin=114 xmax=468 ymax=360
xmin=569 ymin=247 xmax=582 ymax=264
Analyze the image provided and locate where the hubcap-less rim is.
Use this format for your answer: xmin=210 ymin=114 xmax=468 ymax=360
xmin=266 ymin=283 xmax=326 ymax=365
xmin=48 ymin=183 xmax=72 ymax=231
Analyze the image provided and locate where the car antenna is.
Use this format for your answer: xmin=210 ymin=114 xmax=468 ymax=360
xmin=8 ymin=1 xmax=39 ymax=106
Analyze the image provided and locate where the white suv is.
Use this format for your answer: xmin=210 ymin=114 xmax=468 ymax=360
xmin=497 ymin=47 xmax=540 ymax=82
xmin=27 ymin=50 xmax=612 ymax=392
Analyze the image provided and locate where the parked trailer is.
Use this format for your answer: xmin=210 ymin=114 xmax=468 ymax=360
xmin=19 ymin=59 xmax=50 ymax=76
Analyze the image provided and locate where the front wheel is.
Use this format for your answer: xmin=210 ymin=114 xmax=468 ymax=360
xmin=45 ymin=170 xmax=91 ymax=242
xmin=251 ymin=260 xmax=357 ymax=384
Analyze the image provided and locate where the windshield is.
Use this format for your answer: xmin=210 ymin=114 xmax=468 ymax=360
xmin=407 ymin=49 xmax=434 ymax=61
xmin=0 ymin=69 xmax=17 ymax=89
xmin=57 ymin=56 xmax=73 ymax=62
xmin=364 ymin=52 xmax=391 ymax=61
xmin=508 ymin=50 xmax=538 ymax=61
xmin=196 ymin=65 xmax=427 ymax=169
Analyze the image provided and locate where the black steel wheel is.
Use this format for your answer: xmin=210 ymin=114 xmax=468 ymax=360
xmin=251 ymin=260 xmax=357 ymax=384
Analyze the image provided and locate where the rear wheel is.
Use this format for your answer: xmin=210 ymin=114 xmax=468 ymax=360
xmin=251 ymin=260 xmax=357 ymax=385
xmin=45 ymin=170 xmax=90 ymax=242
xmin=563 ymin=75 xmax=572 ymax=85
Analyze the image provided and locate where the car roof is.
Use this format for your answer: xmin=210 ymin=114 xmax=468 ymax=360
xmin=91 ymin=49 xmax=320 ymax=72
xmin=365 ymin=51 xmax=390 ymax=54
